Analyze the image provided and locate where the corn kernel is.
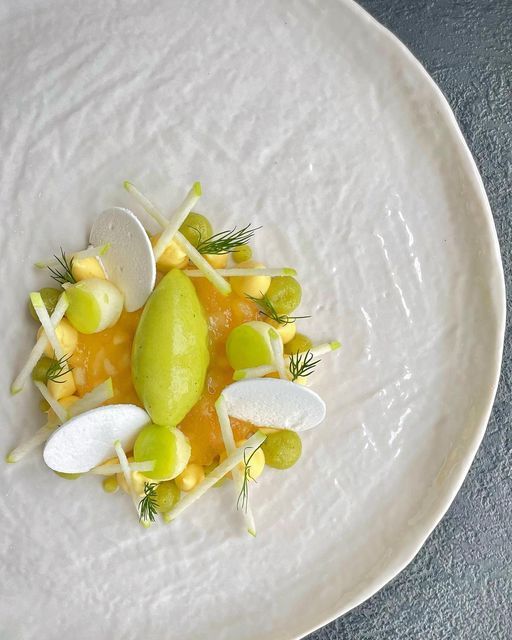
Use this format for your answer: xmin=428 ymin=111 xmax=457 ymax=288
xmin=38 ymin=319 xmax=78 ymax=358
xmin=72 ymin=257 xmax=106 ymax=281
xmin=175 ymin=463 xmax=205 ymax=492
xmin=219 ymin=440 xmax=266 ymax=480
xmin=47 ymin=369 xmax=76 ymax=400
xmin=102 ymin=476 xmax=119 ymax=493
xmin=267 ymin=319 xmax=297 ymax=345
xmin=151 ymin=234 xmax=188 ymax=272
xmin=205 ymin=253 xmax=228 ymax=269
xmin=59 ymin=395 xmax=79 ymax=409
xmin=235 ymin=439 xmax=265 ymax=479
xmin=231 ymin=261 xmax=271 ymax=299
xmin=116 ymin=470 xmax=152 ymax=496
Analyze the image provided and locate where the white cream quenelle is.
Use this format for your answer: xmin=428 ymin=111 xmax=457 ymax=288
xmin=221 ymin=378 xmax=326 ymax=431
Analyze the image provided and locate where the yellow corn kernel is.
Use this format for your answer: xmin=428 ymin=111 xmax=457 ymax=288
xmin=231 ymin=261 xmax=271 ymax=299
xmin=102 ymin=457 xmax=119 ymax=467
xmin=220 ymin=440 xmax=266 ymax=480
xmin=175 ymin=463 xmax=205 ymax=492
xmin=47 ymin=369 xmax=76 ymax=400
xmin=72 ymin=257 xmax=105 ymax=281
xmin=267 ymin=319 xmax=297 ymax=345
xmin=38 ymin=319 xmax=78 ymax=358
xmin=151 ymin=234 xmax=188 ymax=272
xmin=102 ymin=476 xmax=119 ymax=493
xmin=205 ymin=253 xmax=228 ymax=269
xmin=116 ymin=470 xmax=152 ymax=496
xmin=59 ymin=395 xmax=79 ymax=409
xmin=235 ymin=439 xmax=265 ymax=479
xmin=116 ymin=472 xmax=127 ymax=493
xmin=131 ymin=471 xmax=154 ymax=496
xmin=46 ymin=393 xmax=79 ymax=422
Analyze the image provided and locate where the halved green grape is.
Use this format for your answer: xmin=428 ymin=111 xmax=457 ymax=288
xmin=265 ymin=276 xmax=302 ymax=315
xmin=226 ymin=321 xmax=274 ymax=370
xmin=232 ymin=244 xmax=252 ymax=264
xmin=155 ymin=481 xmax=181 ymax=512
xmin=179 ymin=212 xmax=213 ymax=247
xmin=102 ymin=476 xmax=119 ymax=493
xmin=65 ymin=278 xmax=123 ymax=334
xmin=284 ymin=333 xmax=313 ymax=355
xmin=28 ymin=287 xmax=61 ymax=321
xmin=261 ymin=429 xmax=302 ymax=469
xmin=31 ymin=356 xmax=56 ymax=383
xmin=133 ymin=424 xmax=191 ymax=481
xmin=54 ymin=470 xmax=81 ymax=480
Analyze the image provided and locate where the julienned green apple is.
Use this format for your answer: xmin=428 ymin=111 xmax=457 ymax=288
xmin=131 ymin=269 xmax=209 ymax=426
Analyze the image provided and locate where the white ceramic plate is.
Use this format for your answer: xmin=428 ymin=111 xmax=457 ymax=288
xmin=0 ymin=1 xmax=505 ymax=638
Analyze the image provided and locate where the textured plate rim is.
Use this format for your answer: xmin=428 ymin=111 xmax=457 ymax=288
xmin=296 ymin=0 xmax=506 ymax=637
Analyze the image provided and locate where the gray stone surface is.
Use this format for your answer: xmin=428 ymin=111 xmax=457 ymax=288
xmin=307 ymin=1 xmax=512 ymax=638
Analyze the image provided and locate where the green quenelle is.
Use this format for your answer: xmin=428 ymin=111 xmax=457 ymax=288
xmin=132 ymin=269 xmax=209 ymax=426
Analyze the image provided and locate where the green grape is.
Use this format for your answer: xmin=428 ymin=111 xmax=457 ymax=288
xmin=265 ymin=276 xmax=302 ymax=315
xmin=179 ymin=212 xmax=213 ymax=247
xmin=31 ymin=356 xmax=56 ymax=383
xmin=133 ymin=424 xmax=191 ymax=480
xmin=261 ymin=430 xmax=302 ymax=469
xmin=54 ymin=470 xmax=81 ymax=480
xmin=39 ymin=398 xmax=51 ymax=412
xmin=102 ymin=476 xmax=119 ymax=493
xmin=226 ymin=321 xmax=274 ymax=370
xmin=232 ymin=244 xmax=252 ymax=263
xmin=284 ymin=333 xmax=313 ymax=355
xmin=155 ymin=481 xmax=181 ymax=513
xmin=28 ymin=287 xmax=61 ymax=321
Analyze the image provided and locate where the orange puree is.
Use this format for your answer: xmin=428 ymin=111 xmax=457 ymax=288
xmin=180 ymin=279 xmax=260 ymax=465
xmin=69 ymin=309 xmax=142 ymax=406
xmin=69 ymin=276 xmax=260 ymax=466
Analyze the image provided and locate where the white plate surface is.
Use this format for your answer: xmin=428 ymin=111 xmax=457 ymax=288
xmin=0 ymin=1 xmax=505 ymax=639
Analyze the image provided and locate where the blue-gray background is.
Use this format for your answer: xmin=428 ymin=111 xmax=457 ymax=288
xmin=307 ymin=1 xmax=512 ymax=638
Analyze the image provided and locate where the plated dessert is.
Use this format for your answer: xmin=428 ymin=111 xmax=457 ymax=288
xmin=7 ymin=182 xmax=340 ymax=535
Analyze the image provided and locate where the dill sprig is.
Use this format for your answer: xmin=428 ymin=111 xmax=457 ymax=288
xmin=288 ymin=349 xmax=320 ymax=382
xmin=196 ymin=224 xmax=260 ymax=255
xmin=46 ymin=354 xmax=73 ymax=384
xmin=47 ymin=248 xmax=76 ymax=286
xmin=138 ymin=482 xmax=159 ymax=523
xmin=246 ymin=292 xmax=310 ymax=326
xmin=237 ymin=444 xmax=263 ymax=513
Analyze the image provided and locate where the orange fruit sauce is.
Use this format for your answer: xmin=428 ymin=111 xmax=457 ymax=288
xmin=69 ymin=275 xmax=260 ymax=466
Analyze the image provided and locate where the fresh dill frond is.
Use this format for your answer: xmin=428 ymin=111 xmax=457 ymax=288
xmin=138 ymin=482 xmax=159 ymax=523
xmin=45 ymin=354 xmax=73 ymax=384
xmin=237 ymin=444 xmax=263 ymax=513
xmin=288 ymin=349 xmax=320 ymax=382
xmin=246 ymin=292 xmax=310 ymax=326
xmin=196 ymin=224 xmax=260 ymax=255
xmin=47 ymin=248 xmax=77 ymax=286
